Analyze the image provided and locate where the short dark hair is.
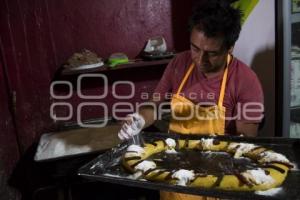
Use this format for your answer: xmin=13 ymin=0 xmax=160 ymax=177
xmin=189 ymin=0 xmax=242 ymax=49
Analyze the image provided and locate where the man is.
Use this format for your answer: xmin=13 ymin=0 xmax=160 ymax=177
xmin=118 ymin=0 xmax=264 ymax=199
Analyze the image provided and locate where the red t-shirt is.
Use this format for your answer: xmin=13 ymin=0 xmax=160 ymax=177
xmin=154 ymin=51 xmax=264 ymax=134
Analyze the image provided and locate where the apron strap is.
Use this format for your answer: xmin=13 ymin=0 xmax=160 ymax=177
xmin=176 ymin=63 xmax=195 ymax=95
xmin=218 ymin=55 xmax=232 ymax=107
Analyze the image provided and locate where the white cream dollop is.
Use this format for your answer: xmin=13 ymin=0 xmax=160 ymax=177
xmin=134 ymin=160 xmax=156 ymax=173
xmin=126 ymin=145 xmax=145 ymax=156
xmin=241 ymin=168 xmax=274 ymax=185
xmin=165 ymin=138 xmax=176 ymax=148
xmin=201 ymin=138 xmax=214 ymax=150
xmin=228 ymin=142 xmax=257 ymax=158
xmin=165 ymin=138 xmax=177 ymax=154
xmin=172 ymin=169 xmax=195 ymax=186
xmin=258 ymin=151 xmax=290 ymax=164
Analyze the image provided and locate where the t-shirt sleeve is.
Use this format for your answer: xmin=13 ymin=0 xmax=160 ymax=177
xmin=152 ymin=58 xmax=176 ymax=103
xmin=235 ymin=71 xmax=264 ymax=123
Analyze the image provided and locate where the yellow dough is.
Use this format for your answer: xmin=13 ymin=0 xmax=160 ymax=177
xmin=122 ymin=138 xmax=293 ymax=191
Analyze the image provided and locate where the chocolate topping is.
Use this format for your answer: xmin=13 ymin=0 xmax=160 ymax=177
xmin=213 ymin=139 xmax=221 ymax=145
xmin=148 ymin=150 xmax=258 ymax=176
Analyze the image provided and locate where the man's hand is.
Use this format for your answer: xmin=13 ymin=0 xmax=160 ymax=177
xmin=236 ymin=121 xmax=259 ymax=137
xmin=118 ymin=113 xmax=146 ymax=140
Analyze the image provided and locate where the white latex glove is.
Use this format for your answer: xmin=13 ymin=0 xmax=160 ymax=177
xmin=118 ymin=113 xmax=145 ymax=140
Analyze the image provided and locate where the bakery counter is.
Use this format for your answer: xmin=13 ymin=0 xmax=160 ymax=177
xmin=10 ymin=121 xmax=160 ymax=200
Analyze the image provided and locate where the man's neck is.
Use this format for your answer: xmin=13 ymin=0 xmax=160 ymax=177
xmin=202 ymin=65 xmax=226 ymax=79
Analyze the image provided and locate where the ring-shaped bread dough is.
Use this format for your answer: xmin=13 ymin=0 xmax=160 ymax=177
xmin=122 ymin=138 xmax=293 ymax=191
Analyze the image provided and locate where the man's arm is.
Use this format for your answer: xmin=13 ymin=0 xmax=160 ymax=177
xmin=118 ymin=56 xmax=175 ymax=140
xmin=234 ymin=64 xmax=264 ymax=138
xmin=138 ymin=57 xmax=176 ymax=128
xmin=139 ymin=105 xmax=156 ymax=128
xmin=236 ymin=121 xmax=259 ymax=137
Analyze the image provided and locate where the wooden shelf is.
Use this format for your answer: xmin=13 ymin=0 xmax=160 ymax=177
xmin=61 ymin=59 xmax=171 ymax=75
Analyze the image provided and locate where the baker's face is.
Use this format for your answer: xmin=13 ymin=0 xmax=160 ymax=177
xmin=190 ymin=28 xmax=232 ymax=74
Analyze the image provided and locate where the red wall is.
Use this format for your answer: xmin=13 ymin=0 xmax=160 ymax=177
xmin=0 ymin=67 xmax=20 ymax=200
xmin=0 ymin=61 xmax=20 ymax=179
xmin=0 ymin=0 xmax=194 ymax=153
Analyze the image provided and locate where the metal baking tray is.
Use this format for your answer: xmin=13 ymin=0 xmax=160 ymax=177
xmin=78 ymin=132 xmax=300 ymax=200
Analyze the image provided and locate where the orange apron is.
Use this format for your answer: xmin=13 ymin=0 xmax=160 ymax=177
xmin=160 ymin=55 xmax=231 ymax=200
